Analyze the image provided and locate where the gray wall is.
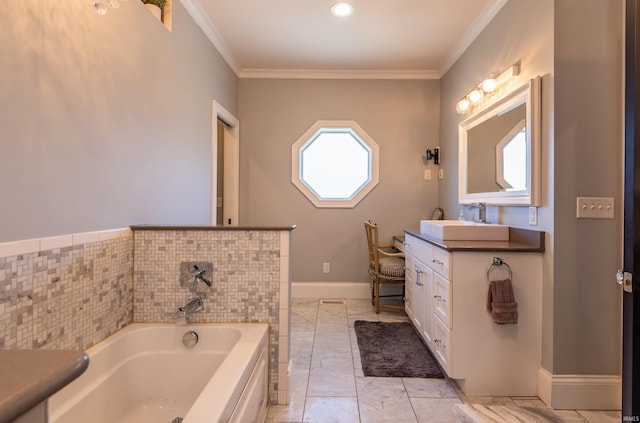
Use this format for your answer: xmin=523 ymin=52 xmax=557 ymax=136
xmin=440 ymin=0 xmax=622 ymax=376
xmin=0 ymin=0 xmax=237 ymax=243
xmin=238 ymin=79 xmax=440 ymax=282
xmin=552 ymin=0 xmax=623 ymax=375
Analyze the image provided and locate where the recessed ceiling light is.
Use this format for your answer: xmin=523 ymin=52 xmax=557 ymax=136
xmin=331 ymin=2 xmax=354 ymax=17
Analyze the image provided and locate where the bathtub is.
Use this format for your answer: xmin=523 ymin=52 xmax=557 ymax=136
xmin=48 ymin=323 xmax=269 ymax=423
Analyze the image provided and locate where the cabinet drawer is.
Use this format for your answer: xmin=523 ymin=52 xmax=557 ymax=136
xmin=404 ymin=234 xmax=433 ymax=264
xmin=433 ymin=273 xmax=452 ymax=329
xmin=433 ymin=317 xmax=452 ymax=375
xmin=394 ymin=239 xmax=405 ymax=252
xmin=431 ymin=247 xmax=451 ymax=279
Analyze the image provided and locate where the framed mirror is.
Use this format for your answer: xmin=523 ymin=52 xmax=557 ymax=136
xmin=459 ymin=77 xmax=540 ymax=206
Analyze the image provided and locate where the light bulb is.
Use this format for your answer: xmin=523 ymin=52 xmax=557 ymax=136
xmin=481 ymin=77 xmax=498 ymax=93
xmin=468 ymin=89 xmax=483 ymax=104
xmin=93 ymin=0 xmax=109 ymax=15
xmin=331 ymin=2 xmax=354 ymax=17
xmin=456 ymin=98 xmax=470 ymax=114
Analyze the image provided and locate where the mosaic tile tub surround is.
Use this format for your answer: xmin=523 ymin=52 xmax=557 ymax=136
xmin=0 ymin=226 xmax=292 ymax=406
xmin=0 ymin=229 xmax=133 ymax=351
xmin=132 ymin=228 xmax=292 ymax=405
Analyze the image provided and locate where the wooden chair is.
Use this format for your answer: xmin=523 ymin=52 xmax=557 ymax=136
xmin=364 ymin=220 xmax=405 ymax=313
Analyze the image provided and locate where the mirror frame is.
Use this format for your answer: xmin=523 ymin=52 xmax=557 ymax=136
xmin=458 ymin=77 xmax=541 ymax=206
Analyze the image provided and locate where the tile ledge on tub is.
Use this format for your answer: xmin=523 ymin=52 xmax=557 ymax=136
xmin=0 ymin=228 xmax=132 ymax=257
xmin=130 ymin=224 xmax=297 ymax=231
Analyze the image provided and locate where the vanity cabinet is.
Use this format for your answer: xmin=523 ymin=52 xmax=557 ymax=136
xmin=403 ymin=230 xmax=543 ymax=397
xmin=405 ymin=253 xmax=432 ymax=346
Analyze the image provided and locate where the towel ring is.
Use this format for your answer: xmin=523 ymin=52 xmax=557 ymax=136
xmin=487 ymin=257 xmax=513 ymax=282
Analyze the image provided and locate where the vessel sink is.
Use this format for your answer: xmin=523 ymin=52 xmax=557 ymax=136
xmin=419 ymin=220 xmax=509 ymax=241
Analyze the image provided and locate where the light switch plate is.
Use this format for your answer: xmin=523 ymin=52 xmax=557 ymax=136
xmin=576 ymin=197 xmax=614 ymax=219
xmin=528 ymin=207 xmax=538 ymax=225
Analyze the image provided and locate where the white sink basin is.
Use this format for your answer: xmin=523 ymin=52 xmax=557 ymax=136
xmin=419 ymin=220 xmax=509 ymax=241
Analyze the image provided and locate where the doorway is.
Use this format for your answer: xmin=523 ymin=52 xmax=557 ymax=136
xmin=623 ymin=0 xmax=640 ymax=417
xmin=211 ymin=100 xmax=239 ymax=226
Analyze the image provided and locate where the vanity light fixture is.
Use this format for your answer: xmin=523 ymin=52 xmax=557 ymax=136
xmin=331 ymin=2 xmax=354 ymax=17
xmin=426 ymin=147 xmax=440 ymax=165
xmin=456 ymin=65 xmax=520 ymax=114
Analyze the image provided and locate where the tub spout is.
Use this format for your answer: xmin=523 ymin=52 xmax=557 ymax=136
xmin=175 ymin=296 xmax=204 ymax=324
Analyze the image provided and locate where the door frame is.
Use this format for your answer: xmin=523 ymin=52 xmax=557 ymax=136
xmin=623 ymin=0 xmax=640 ymax=417
xmin=211 ymin=100 xmax=239 ymax=226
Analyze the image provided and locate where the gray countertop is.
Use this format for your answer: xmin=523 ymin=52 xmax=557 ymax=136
xmin=0 ymin=350 xmax=88 ymax=423
xmin=404 ymin=227 xmax=545 ymax=253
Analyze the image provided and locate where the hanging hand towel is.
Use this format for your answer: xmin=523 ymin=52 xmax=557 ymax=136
xmin=486 ymin=279 xmax=518 ymax=324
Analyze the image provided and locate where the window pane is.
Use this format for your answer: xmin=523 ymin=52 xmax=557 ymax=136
xmin=300 ymin=131 xmax=370 ymax=199
xmin=291 ymin=121 xmax=379 ymax=208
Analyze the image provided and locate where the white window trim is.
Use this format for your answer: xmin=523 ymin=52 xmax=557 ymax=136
xmin=291 ymin=120 xmax=379 ymax=208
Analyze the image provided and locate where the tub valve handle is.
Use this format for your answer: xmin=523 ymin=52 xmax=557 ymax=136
xmin=191 ymin=265 xmax=212 ymax=287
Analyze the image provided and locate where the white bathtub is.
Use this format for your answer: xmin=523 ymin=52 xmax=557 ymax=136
xmin=48 ymin=323 xmax=269 ymax=423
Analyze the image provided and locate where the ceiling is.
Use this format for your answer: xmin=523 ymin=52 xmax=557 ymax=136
xmin=180 ymin=0 xmax=508 ymax=79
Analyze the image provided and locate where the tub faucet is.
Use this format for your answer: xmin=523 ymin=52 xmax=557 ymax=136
xmin=468 ymin=203 xmax=487 ymax=223
xmin=191 ymin=265 xmax=212 ymax=287
xmin=175 ymin=296 xmax=204 ymax=324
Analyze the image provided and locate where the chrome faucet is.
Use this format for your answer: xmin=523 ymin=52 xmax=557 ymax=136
xmin=468 ymin=203 xmax=487 ymax=223
xmin=175 ymin=296 xmax=204 ymax=324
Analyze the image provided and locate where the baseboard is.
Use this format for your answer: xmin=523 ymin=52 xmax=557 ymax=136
xmin=537 ymin=367 xmax=621 ymax=410
xmin=291 ymin=282 xmax=370 ymax=299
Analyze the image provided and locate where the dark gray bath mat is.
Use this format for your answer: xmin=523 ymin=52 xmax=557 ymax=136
xmin=354 ymin=320 xmax=443 ymax=378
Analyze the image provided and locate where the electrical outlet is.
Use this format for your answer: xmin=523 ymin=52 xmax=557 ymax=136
xmin=438 ymin=169 xmax=444 ymax=180
xmin=528 ymin=207 xmax=538 ymax=226
xmin=322 ymin=262 xmax=330 ymax=273
xmin=576 ymin=197 xmax=614 ymax=219
xmin=424 ymin=169 xmax=432 ymax=180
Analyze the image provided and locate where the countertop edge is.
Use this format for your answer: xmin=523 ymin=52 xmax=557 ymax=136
xmin=0 ymin=350 xmax=89 ymax=423
xmin=404 ymin=228 xmax=545 ymax=253
xmin=130 ymin=225 xmax=296 ymax=231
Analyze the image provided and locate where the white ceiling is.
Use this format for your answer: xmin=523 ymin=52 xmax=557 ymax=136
xmin=180 ymin=0 xmax=508 ymax=79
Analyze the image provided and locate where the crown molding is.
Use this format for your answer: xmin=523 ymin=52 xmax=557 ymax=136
xmin=238 ymin=68 xmax=440 ymax=80
xmin=438 ymin=0 xmax=510 ymax=76
xmin=181 ymin=0 xmax=505 ymax=80
xmin=179 ymin=0 xmax=242 ymax=75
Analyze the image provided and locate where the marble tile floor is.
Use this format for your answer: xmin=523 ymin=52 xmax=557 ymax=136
xmin=265 ymin=298 xmax=621 ymax=423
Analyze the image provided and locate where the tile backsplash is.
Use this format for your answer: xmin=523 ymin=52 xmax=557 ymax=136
xmin=0 ymin=229 xmax=133 ymax=350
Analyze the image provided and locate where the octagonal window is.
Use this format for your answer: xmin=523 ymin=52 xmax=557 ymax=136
xmin=292 ymin=121 xmax=379 ymax=208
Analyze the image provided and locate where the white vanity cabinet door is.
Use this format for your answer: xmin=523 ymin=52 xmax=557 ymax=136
xmin=433 ymin=272 xmax=452 ymax=329
xmin=404 ymin=255 xmax=416 ymax=322
xmin=412 ymin=260 xmax=426 ymax=336
xmin=415 ymin=260 xmax=433 ymax=347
